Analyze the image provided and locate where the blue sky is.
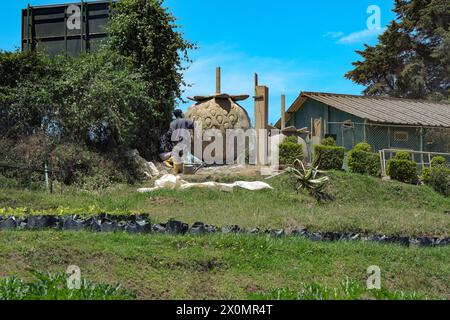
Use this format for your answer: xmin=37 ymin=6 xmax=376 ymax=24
xmin=1 ymin=0 xmax=396 ymax=124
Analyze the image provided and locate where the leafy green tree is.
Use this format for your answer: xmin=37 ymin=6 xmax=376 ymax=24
xmin=346 ymin=0 xmax=449 ymax=100
xmin=107 ymin=0 xmax=195 ymax=157
xmin=54 ymin=51 xmax=152 ymax=151
xmin=0 ymin=51 xmax=62 ymax=139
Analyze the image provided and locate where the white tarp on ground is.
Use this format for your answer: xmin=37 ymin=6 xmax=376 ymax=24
xmin=137 ymin=174 xmax=272 ymax=193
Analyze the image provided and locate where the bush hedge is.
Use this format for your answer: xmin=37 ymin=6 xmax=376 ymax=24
xmin=321 ymin=137 xmax=336 ymax=147
xmin=387 ymin=152 xmax=417 ymax=184
xmin=348 ymin=143 xmax=380 ymax=177
xmin=279 ymin=136 xmax=303 ymax=165
xmin=425 ymin=165 xmax=450 ymax=197
xmin=313 ymin=144 xmax=345 ymax=170
xmin=422 ymin=156 xmax=449 ymax=196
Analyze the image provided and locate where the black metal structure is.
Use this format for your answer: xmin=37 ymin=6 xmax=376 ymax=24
xmin=22 ymin=1 xmax=111 ymax=56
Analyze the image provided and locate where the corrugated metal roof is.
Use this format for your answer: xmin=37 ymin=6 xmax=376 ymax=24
xmin=277 ymin=92 xmax=450 ymax=128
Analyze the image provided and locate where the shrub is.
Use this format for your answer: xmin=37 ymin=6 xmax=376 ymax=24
xmin=430 ymin=156 xmax=446 ymax=167
xmin=321 ymin=137 xmax=336 ymax=146
xmin=425 ymin=165 xmax=450 ymax=196
xmin=422 ymin=156 xmax=448 ymax=183
xmin=353 ymin=142 xmax=372 ymax=152
xmin=279 ymin=136 xmax=303 ymax=165
xmin=422 ymin=156 xmax=449 ymax=196
xmin=348 ymin=149 xmax=381 ymax=177
xmin=394 ymin=151 xmax=412 ymax=161
xmin=50 ymin=144 xmax=126 ymax=190
xmin=313 ymin=145 xmax=345 ymax=170
xmin=387 ymin=156 xmax=418 ymax=184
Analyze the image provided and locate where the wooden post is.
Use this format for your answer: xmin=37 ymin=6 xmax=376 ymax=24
xmin=216 ymin=67 xmax=221 ymax=94
xmin=254 ymin=85 xmax=269 ymax=165
xmin=281 ymin=94 xmax=286 ymax=130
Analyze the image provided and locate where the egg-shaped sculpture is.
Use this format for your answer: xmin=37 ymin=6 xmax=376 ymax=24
xmin=186 ymin=94 xmax=251 ymax=133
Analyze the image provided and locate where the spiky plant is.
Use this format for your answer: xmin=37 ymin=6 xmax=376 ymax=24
xmin=286 ymin=160 xmax=332 ymax=202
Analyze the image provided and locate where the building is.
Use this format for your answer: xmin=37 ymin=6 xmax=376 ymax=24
xmin=275 ymin=92 xmax=450 ymax=153
xmin=22 ymin=1 xmax=111 ymax=56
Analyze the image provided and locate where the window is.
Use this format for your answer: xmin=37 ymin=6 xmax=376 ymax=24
xmin=394 ymin=131 xmax=409 ymax=142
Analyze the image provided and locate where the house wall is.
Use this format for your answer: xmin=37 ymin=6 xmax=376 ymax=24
xmin=286 ymin=98 xmax=424 ymax=152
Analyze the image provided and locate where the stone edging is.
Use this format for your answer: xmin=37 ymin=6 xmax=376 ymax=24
xmin=0 ymin=214 xmax=448 ymax=248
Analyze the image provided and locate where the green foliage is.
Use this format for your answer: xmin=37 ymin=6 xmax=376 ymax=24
xmin=430 ymin=156 xmax=446 ymax=167
xmin=50 ymin=143 xmax=126 ymax=190
xmin=348 ymin=149 xmax=381 ymax=177
xmin=353 ymin=142 xmax=372 ymax=152
xmin=279 ymin=136 xmax=303 ymax=165
xmin=0 ymin=51 xmax=63 ymax=139
xmin=321 ymin=137 xmax=336 ymax=146
xmin=395 ymin=151 xmax=412 ymax=161
xmin=1 ymin=0 xmax=194 ymax=164
xmin=423 ymin=164 xmax=450 ymax=197
xmin=287 ymin=160 xmax=330 ymax=201
xmin=313 ymin=145 xmax=345 ymax=170
xmin=0 ymin=135 xmax=128 ymax=190
xmin=387 ymin=158 xmax=418 ymax=184
xmin=422 ymin=156 xmax=448 ymax=183
xmin=0 ymin=271 xmax=134 ymax=300
xmin=346 ymin=0 xmax=449 ymax=100
xmin=249 ymin=278 xmax=426 ymax=300
xmin=106 ymin=0 xmax=195 ymax=157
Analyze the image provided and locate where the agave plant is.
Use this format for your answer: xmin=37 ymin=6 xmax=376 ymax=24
xmin=287 ymin=160 xmax=330 ymax=199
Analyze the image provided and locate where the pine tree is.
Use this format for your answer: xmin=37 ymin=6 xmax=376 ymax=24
xmin=346 ymin=0 xmax=449 ymax=101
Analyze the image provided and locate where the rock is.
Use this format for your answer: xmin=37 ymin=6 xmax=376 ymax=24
xmin=125 ymin=220 xmax=151 ymax=234
xmin=221 ymin=225 xmax=241 ymax=234
xmin=291 ymin=228 xmax=309 ymax=238
xmin=166 ymin=220 xmax=189 ymax=235
xmin=189 ymin=222 xmax=206 ymax=235
xmin=0 ymin=216 xmax=17 ymax=230
xmin=60 ymin=215 xmax=90 ymax=231
xmin=308 ymin=233 xmax=323 ymax=242
xmin=248 ymin=228 xmax=260 ymax=235
xmin=269 ymin=229 xmax=285 ymax=238
xmin=26 ymin=215 xmax=58 ymax=230
xmin=152 ymin=224 xmax=167 ymax=233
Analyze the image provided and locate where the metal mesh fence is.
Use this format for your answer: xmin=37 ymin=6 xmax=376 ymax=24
xmin=326 ymin=122 xmax=450 ymax=154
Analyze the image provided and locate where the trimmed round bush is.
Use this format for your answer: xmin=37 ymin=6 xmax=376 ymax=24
xmin=313 ymin=144 xmax=345 ymax=170
xmin=353 ymin=142 xmax=372 ymax=152
xmin=430 ymin=156 xmax=446 ymax=168
xmin=279 ymin=136 xmax=303 ymax=165
xmin=387 ymin=158 xmax=417 ymax=184
xmin=321 ymin=137 xmax=336 ymax=146
xmin=348 ymin=149 xmax=381 ymax=177
xmin=425 ymin=165 xmax=450 ymax=196
xmin=422 ymin=156 xmax=448 ymax=183
xmin=395 ymin=151 xmax=412 ymax=161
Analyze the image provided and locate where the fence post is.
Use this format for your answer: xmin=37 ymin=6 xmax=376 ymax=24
xmin=419 ymin=127 xmax=424 ymax=169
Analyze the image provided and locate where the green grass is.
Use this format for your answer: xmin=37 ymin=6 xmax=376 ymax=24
xmin=1 ymin=171 xmax=449 ymax=237
xmin=0 ymin=271 xmax=134 ymax=300
xmin=0 ymin=231 xmax=448 ymax=300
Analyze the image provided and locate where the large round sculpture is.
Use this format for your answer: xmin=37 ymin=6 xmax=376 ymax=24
xmin=186 ymin=94 xmax=251 ymax=133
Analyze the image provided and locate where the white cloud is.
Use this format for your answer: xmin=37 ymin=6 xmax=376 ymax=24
xmin=323 ymin=31 xmax=345 ymax=39
xmin=336 ymin=27 xmax=386 ymax=44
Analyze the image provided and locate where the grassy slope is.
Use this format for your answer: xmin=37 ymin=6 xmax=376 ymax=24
xmin=1 ymin=171 xmax=449 ymax=237
xmin=0 ymin=231 xmax=448 ymax=300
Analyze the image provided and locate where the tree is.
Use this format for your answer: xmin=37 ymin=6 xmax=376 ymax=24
xmin=107 ymin=0 xmax=195 ymax=157
xmin=346 ymin=0 xmax=450 ymax=101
